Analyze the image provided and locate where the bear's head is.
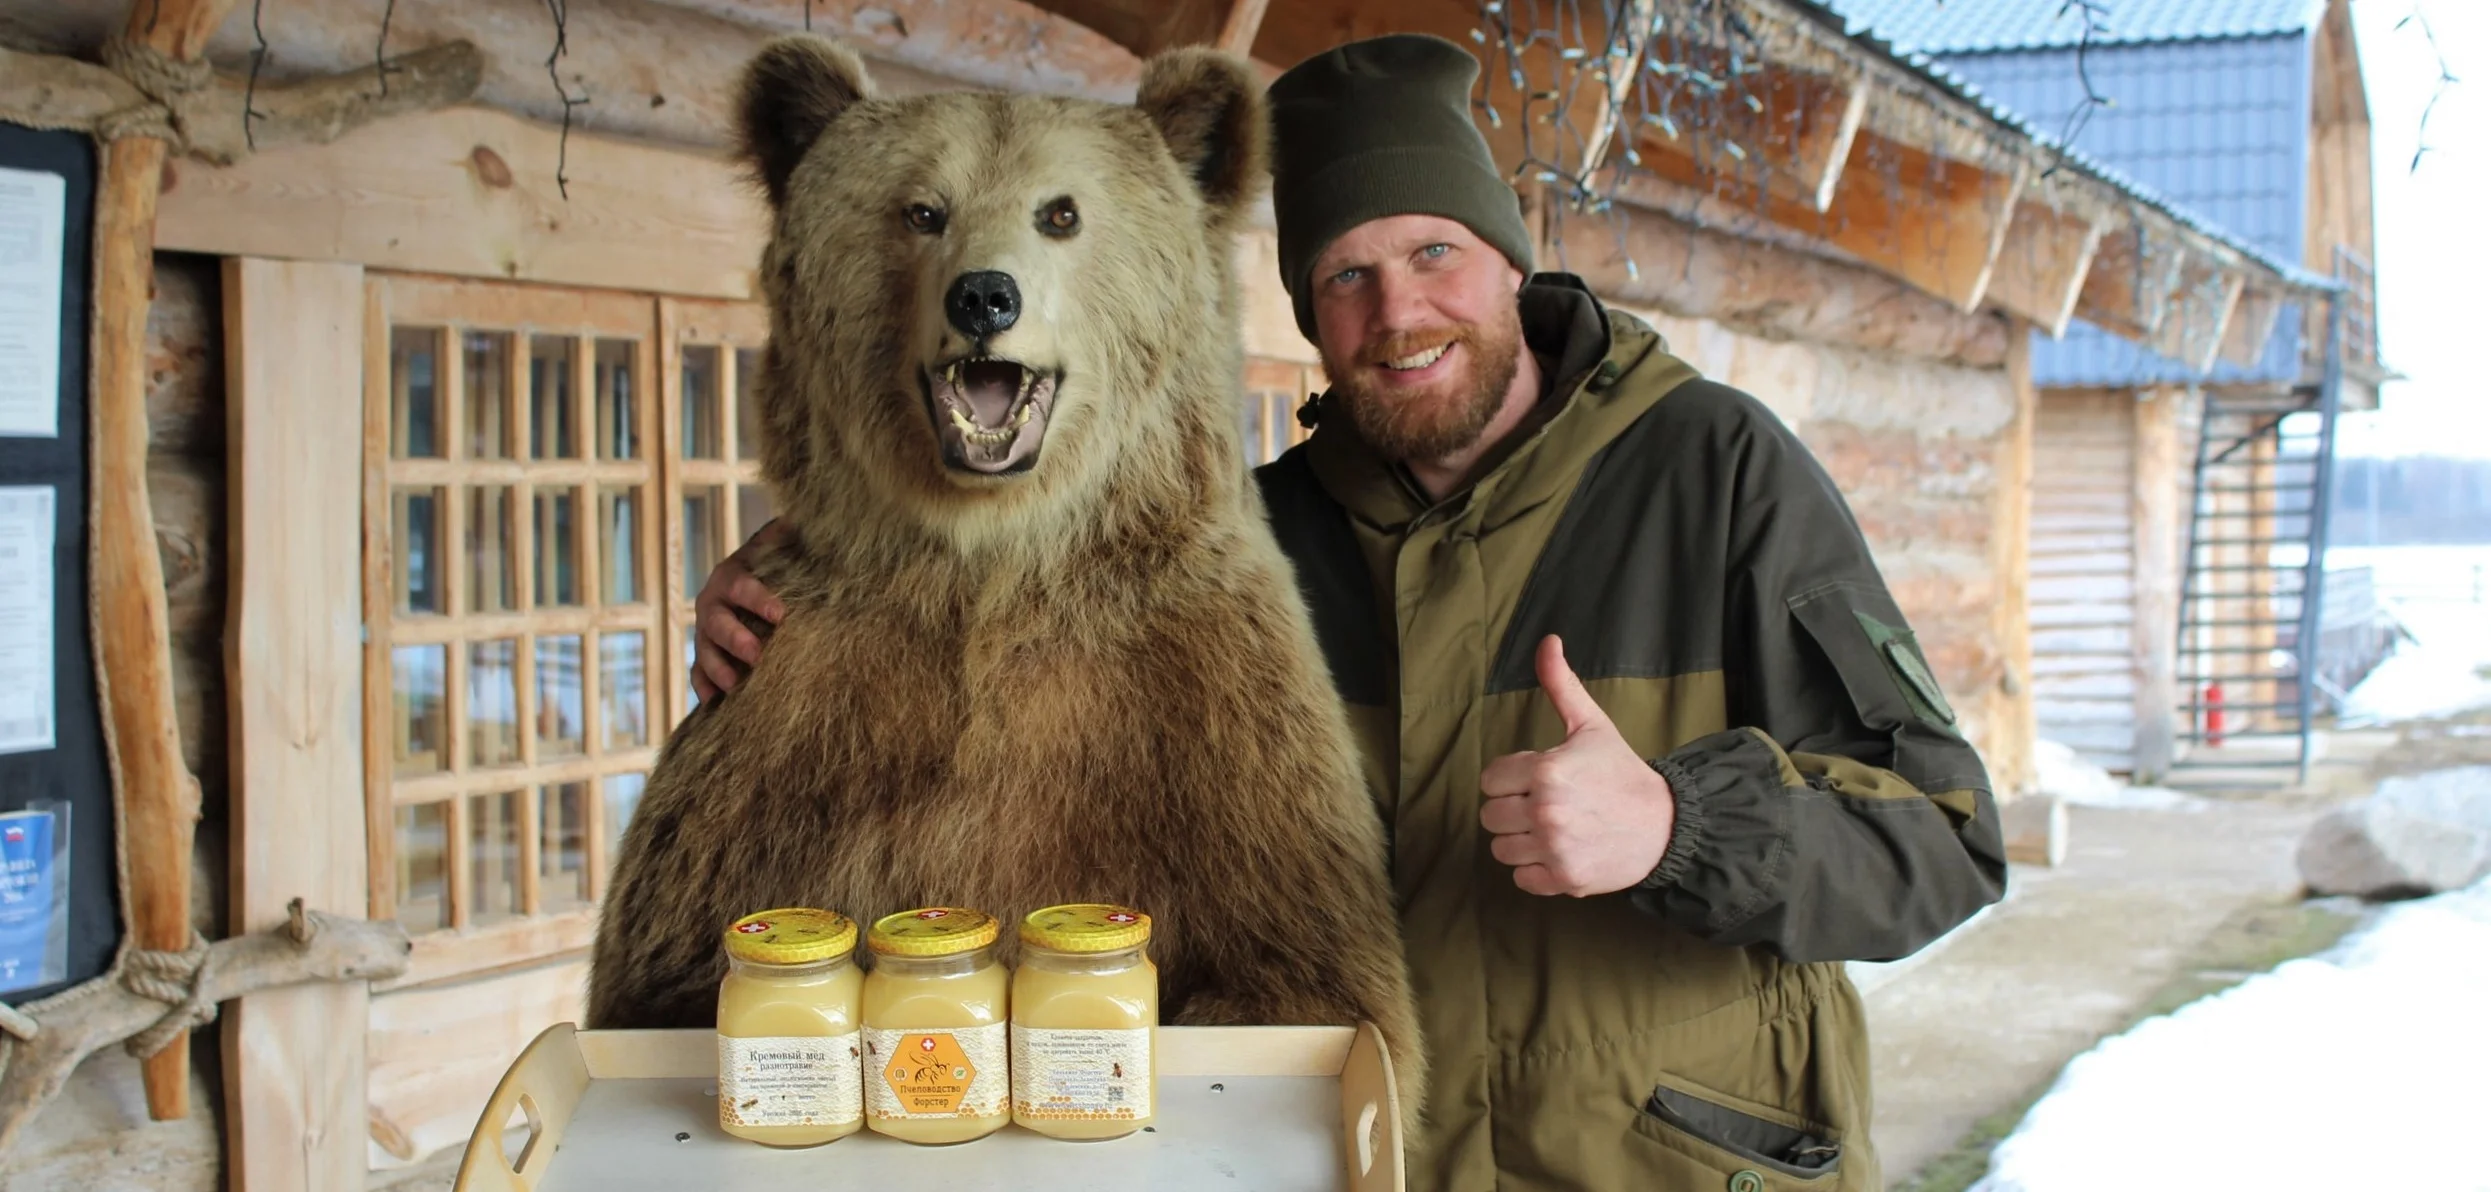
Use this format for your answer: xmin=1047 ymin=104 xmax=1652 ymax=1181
xmin=733 ymin=36 xmax=1268 ymax=550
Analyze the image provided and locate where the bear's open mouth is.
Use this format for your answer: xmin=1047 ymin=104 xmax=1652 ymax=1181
xmin=922 ymin=355 xmax=1059 ymax=475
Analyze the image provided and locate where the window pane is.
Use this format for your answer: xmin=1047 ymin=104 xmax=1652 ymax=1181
xmin=469 ymin=485 xmax=515 ymax=614
xmin=391 ymin=327 xmax=443 ymax=459
xmin=603 ymin=772 xmax=647 ymax=870
xmin=394 ymin=486 xmax=444 ymax=615
xmin=600 ymin=632 xmax=648 ymax=750
xmin=682 ymin=485 xmax=724 ymax=597
xmin=530 ymin=335 xmax=578 ymax=460
xmin=600 ymin=485 xmax=643 ymax=606
xmin=540 ymin=783 xmax=590 ymax=913
xmin=596 ymin=338 xmax=639 ymax=460
xmin=681 ymin=344 xmax=720 ymax=459
xmin=468 ymin=638 xmax=520 ymax=767
xmin=394 ymin=801 xmax=450 ymax=931
xmin=468 ymin=789 xmax=523 ymax=926
xmin=735 ymin=346 xmax=763 ymax=461
xmin=465 ymin=330 xmax=514 ymax=460
xmin=392 ymin=644 xmax=447 ymax=777
xmin=534 ymin=486 xmax=582 ymax=608
xmin=535 ymin=634 xmax=584 ymax=758
xmin=737 ymin=484 xmax=773 ymax=545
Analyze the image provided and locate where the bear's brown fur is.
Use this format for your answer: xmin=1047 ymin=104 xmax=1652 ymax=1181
xmin=583 ymin=34 xmax=1427 ymax=1123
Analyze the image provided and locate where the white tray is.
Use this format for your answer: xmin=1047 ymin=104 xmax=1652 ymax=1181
xmin=452 ymin=1023 xmax=1403 ymax=1191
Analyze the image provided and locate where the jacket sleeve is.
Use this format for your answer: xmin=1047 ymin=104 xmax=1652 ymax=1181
xmin=1627 ymin=391 xmax=2009 ymax=965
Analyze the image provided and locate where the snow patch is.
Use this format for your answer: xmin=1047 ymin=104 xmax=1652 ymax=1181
xmin=1970 ymin=875 xmax=2491 ymax=1192
xmin=2032 ymin=739 xmax=2205 ymax=811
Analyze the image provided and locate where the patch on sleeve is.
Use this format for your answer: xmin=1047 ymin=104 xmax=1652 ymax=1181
xmin=1851 ymin=609 xmax=1957 ymax=727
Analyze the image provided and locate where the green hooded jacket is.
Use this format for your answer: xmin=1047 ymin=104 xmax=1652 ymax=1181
xmin=1252 ymin=275 xmax=2009 ymax=1191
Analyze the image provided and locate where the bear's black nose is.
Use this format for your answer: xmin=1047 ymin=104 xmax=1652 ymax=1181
xmin=945 ymin=271 xmax=1021 ymax=338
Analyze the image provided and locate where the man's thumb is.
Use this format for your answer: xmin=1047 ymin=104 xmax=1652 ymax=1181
xmin=1536 ymin=634 xmax=1609 ymax=736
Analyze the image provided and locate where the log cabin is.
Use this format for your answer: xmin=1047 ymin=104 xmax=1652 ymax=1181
xmin=0 ymin=0 xmax=2345 ymax=1186
xmin=1824 ymin=0 xmax=2390 ymax=785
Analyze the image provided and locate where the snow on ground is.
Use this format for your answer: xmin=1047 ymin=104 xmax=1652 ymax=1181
xmin=1969 ymin=874 xmax=2491 ymax=1192
xmin=2031 ymin=739 xmax=2206 ymax=811
xmin=2332 ymin=544 xmax=2491 ymax=726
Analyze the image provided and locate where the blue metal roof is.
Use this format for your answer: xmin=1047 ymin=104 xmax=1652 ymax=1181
xmin=1804 ymin=0 xmax=2328 ymax=387
xmin=1821 ymin=0 xmax=2328 ymax=54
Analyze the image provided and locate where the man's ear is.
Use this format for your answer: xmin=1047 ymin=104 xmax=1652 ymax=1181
xmin=734 ymin=34 xmax=877 ymax=210
xmin=1134 ymin=46 xmax=1269 ymax=233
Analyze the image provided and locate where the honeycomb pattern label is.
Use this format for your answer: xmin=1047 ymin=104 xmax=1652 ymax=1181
xmin=864 ymin=1024 xmax=1007 ymax=1119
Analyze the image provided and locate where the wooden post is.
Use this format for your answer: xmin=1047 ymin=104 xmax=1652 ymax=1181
xmin=1996 ymin=323 xmax=2041 ymax=798
xmin=91 ymin=0 xmax=242 ymax=1122
xmin=221 ymin=256 xmax=370 ymax=1191
xmin=2131 ymin=387 xmax=2187 ymax=780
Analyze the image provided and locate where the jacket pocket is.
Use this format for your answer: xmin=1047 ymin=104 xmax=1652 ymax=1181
xmin=1627 ymin=1075 xmax=1843 ymax=1186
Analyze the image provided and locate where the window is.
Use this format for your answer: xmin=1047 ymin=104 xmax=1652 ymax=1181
xmin=363 ymin=276 xmax=678 ymax=978
xmin=658 ymin=298 xmax=776 ymax=724
xmin=1242 ymin=357 xmax=1322 ymax=466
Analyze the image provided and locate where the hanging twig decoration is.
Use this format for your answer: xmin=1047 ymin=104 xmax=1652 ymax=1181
xmin=544 ymin=0 xmax=591 ymax=199
xmin=2040 ymin=0 xmax=2111 ymax=180
xmin=243 ymin=0 xmax=269 ymax=148
xmin=377 ymin=0 xmax=400 ymax=97
xmin=2397 ymin=5 xmax=2460 ymax=174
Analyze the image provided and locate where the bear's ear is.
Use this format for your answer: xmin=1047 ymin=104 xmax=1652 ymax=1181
xmin=734 ymin=35 xmax=877 ymax=210
xmin=1135 ymin=47 xmax=1269 ymax=229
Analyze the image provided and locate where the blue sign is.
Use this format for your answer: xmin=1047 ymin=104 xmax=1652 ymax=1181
xmin=0 ymin=808 xmax=58 ymax=994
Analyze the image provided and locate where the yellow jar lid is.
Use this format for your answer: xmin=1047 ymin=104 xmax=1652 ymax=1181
xmin=723 ymin=908 xmax=857 ymax=966
xmin=867 ymin=907 xmax=999 ymax=957
xmin=1020 ymin=903 xmax=1152 ymax=953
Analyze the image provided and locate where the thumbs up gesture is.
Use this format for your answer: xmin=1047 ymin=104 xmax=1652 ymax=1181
xmin=1479 ymin=634 xmax=1679 ymax=898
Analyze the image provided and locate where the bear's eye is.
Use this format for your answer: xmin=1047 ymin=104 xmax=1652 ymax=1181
xmin=903 ymin=203 xmax=945 ymax=235
xmin=1038 ymin=197 xmax=1080 ymax=237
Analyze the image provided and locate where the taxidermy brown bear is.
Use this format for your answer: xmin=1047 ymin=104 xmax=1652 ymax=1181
xmin=582 ymin=33 xmax=1427 ymax=1122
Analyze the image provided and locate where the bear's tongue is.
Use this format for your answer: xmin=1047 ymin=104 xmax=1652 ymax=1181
xmin=958 ymin=359 xmax=1024 ymax=427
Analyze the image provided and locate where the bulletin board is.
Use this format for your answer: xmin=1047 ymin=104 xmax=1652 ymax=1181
xmin=0 ymin=121 xmax=122 ymax=1004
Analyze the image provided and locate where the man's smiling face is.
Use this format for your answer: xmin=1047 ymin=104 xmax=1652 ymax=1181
xmin=1307 ymin=213 xmax=1527 ymax=464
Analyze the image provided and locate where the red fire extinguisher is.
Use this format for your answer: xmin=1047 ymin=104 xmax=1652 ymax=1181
xmin=2205 ymin=682 xmax=2227 ymax=747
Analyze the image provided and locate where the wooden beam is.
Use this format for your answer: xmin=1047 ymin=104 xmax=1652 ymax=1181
xmin=1217 ymin=0 xmax=1273 ymax=54
xmin=1014 ymin=0 xmax=1238 ymax=58
xmin=91 ymin=0 xmax=240 ymax=1124
xmin=2072 ymin=220 xmax=2188 ymax=341
xmin=156 ymin=104 xmax=769 ymax=300
xmin=2149 ymin=256 xmax=2246 ymax=375
xmin=2218 ymin=283 xmax=2287 ymax=369
xmin=1985 ymin=195 xmax=2109 ymax=338
xmin=221 ymin=255 xmax=371 ymax=1192
xmin=1627 ymin=42 xmax=1866 ymax=214
xmin=1634 ymin=123 xmax=2027 ymax=313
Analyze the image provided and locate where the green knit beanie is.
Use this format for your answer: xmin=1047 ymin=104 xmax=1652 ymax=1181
xmin=1265 ymin=33 xmax=1537 ymax=341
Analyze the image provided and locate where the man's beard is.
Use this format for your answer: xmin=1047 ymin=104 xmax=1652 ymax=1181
xmin=1323 ymin=306 xmax=1523 ymax=464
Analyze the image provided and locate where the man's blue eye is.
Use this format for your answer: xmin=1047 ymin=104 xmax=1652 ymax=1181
xmin=1423 ymin=244 xmax=1449 ymax=257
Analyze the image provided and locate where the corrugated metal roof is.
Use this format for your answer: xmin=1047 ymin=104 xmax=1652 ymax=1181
xmin=1779 ymin=1 xmax=2338 ymax=297
xmin=1790 ymin=0 xmax=2331 ymax=386
xmin=1819 ymin=0 xmax=2328 ymax=54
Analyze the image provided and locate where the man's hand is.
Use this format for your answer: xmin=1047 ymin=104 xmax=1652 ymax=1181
xmin=1479 ymin=634 xmax=1678 ymax=897
xmin=692 ymin=518 xmax=793 ymax=703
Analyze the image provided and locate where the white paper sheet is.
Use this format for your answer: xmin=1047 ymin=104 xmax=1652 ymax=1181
xmin=0 ymin=487 xmax=57 ymax=755
xmin=0 ymin=166 xmax=67 ymax=440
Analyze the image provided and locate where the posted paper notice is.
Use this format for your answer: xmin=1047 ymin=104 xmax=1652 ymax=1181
xmin=0 ymin=487 xmax=56 ymax=755
xmin=0 ymin=165 xmax=66 ymax=439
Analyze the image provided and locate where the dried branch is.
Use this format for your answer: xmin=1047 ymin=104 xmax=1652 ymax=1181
xmin=0 ymin=906 xmax=411 ymax=1157
xmin=2396 ymin=5 xmax=2461 ymax=174
xmin=2040 ymin=0 xmax=2112 ymax=180
xmin=0 ymin=40 xmax=484 ymax=166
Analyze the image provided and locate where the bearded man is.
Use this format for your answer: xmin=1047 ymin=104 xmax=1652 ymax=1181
xmin=689 ymin=32 xmax=2007 ymax=1192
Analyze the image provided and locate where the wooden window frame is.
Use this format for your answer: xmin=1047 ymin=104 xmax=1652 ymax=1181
xmin=362 ymin=274 xmax=719 ymax=988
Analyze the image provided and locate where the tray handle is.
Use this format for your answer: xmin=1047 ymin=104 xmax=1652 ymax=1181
xmin=452 ymin=1022 xmax=595 ymax=1192
xmin=1340 ymin=1022 xmax=1406 ymax=1192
